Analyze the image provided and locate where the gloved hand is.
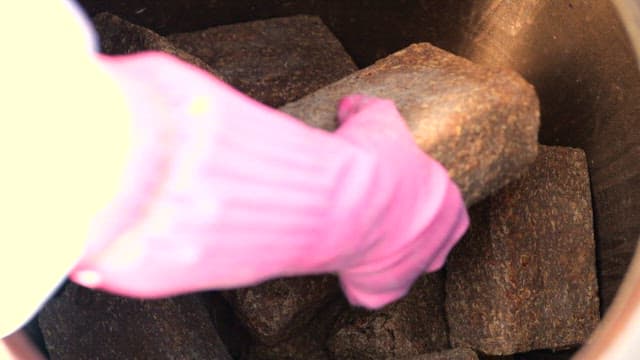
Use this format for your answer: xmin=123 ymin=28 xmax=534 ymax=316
xmin=332 ymin=95 xmax=469 ymax=307
xmin=71 ymin=51 xmax=469 ymax=309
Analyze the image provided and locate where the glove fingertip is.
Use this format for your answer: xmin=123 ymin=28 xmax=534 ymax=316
xmin=340 ymin=278 xmax=408 ymax=309
xmin=70 ymin=269 xmax=103 ymax=289
xmin=336 ymin=94 xmax=374 ymax=125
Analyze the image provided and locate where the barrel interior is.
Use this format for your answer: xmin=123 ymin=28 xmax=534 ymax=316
xmin=71 ymin=0 xmax=640 ymax=357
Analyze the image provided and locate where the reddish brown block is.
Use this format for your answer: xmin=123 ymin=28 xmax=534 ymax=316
xmin=327 ymin=273 xmax=449 ymax=360
xmin=222 ymin=276 xmax=341 ymax=345
xmin=445 ymin=146 xmax=600 ymax=355
xmin=281 ymin=43 xmax=540 ymax=205
xmin=245 ymin=297 xmax=349 ymax=360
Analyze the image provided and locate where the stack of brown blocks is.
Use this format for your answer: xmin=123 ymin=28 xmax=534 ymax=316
xmin=37 ymin=13 xmax=599 ymax=360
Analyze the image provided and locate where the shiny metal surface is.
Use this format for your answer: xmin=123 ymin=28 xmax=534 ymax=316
xmin=575 ymin=1 xmax=640 ymax=358
xmin=614 ymin=0 xmax=640 ymax=67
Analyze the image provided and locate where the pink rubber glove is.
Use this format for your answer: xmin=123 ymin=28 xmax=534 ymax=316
xmin=71 ymin=52 xmax=469 ymax=309
xmin=333 ymin=96 xmax=469 ymax=306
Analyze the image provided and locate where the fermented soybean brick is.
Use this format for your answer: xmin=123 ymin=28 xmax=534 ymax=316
xmin=39 ymin=282 xmax=232 ymax=359
xmin=281 ymin=42 xmax=540 ymax=206
xmin=92 ymin=13 xmax=220 ymax=78
xmin=222 ymin=276 xmax=342 ymax=344
xmin=445 ymin=145 xmax=599 ymax=355
xmin=246 ymin=297 xmax=349 ymax=360
xmin=168 ymin=15 xmax=358 ymax=107
xmin=327 ymin=272 xmax=449 ymax=360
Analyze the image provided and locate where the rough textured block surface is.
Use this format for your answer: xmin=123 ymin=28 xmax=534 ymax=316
xmin=200 ymin=292 xmax=253 ymax=359
xmin=39 ymin=282 xmax=231 ymax=359
xmin=281 ymin=43 xmax=540 ymax=205
xmin=246 ymin=297 xmax=349 ymax=360
xmin=401 ymin=348 xmax=479 ymax=360
xmin=168 ymin=15 xmax=358 ymax=107
xmin=445 ymin=145 xmax=599 ymax=355
xmin=327 ymin=272 xmax=449 ymax=360
xmin=92 ymin=13 xmax=219 ymax=77
xmin=223 ymin=276 xmax=341 ymax=345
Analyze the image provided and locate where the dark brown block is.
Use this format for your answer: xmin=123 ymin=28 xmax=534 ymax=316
xmin=327 ymin=272 xmax=449 ymax=360
xmin=168 ymin=15 xmax=358 ymax=107
xmin=38 ymin=282 xmax=231 ymax=359
xmin=200 ymin=292 xmax=253 ymax=359
xmin=222 ymin=276 xmax=341 ymax=345
xmin=281 ymin=43 xmax=540 ymax=206
xmin=92 ymin=13 xmax=220 ymax=77
xmin=401 ymin=348 xmax=479 ymax=360
xmin=245 ymin=297 xmax=349 ymax=360
xmin=445 ymin=145 xmax=599 ymax=355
